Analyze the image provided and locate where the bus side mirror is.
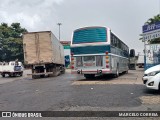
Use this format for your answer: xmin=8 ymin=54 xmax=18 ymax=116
xmin=130 ymin=49 xmax=135 ymax=57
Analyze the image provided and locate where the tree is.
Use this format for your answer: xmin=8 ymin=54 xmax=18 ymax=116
xmin=141 ymin=14 xmax=160 ymax=44
xmin=145 ymin=14 xmax=160 ymax=25
xmin=0 ymin=23 xmax=27 ymax=62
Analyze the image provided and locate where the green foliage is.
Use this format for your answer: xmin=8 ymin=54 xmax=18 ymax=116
xmin=145 ymin=14 xmax=160 ymax=25
xmin=0 ymin=23 xmax=27 ymax=62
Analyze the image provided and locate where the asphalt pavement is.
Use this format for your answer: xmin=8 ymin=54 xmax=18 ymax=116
xmin=0 ymin=68 xmax=160 ymax=120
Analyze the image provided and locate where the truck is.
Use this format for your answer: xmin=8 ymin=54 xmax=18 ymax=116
xmin=129 ymin=49 xmax=136 ymax=70
xmin=0 ymin=61 xmax=24 ymax=77
xmin=23 ymin=31 xmax=65 ymax=79
xmin=137 ymin=55 xmax=144 ymax=68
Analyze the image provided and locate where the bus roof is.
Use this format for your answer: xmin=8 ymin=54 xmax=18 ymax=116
xmin=74 ymin=26 xmax=110 ymax=32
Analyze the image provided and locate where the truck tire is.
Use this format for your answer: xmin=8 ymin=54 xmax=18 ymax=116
xmin=61 ymin=69 xmax=65 ymax=74
xmin=84 ymin=74 xmax=95 ymax=79
xmin=20 ymin=72 xmax=23 ymax=76
xmin=32 ymin=75 xmax=37 ymax=79
xmin=40 ymin=75 xmax=45 ymax=78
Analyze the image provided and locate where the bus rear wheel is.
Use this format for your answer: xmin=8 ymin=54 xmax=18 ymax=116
xmin=114 ymin=68 xmax=119 ymax=78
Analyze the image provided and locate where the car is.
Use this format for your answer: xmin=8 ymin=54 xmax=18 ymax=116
xmin=142 ymin=64 xmax=160 ymax=90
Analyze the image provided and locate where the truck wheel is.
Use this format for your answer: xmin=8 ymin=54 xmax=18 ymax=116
xmin=20 ymin=72 xmax=23 ymax=76
xmin=61 ymin=69 xmax=65 ymax=74
xmin=32 ymin=75 xmax=37 ymax=79
xmin=40 ymin=75 xmax=45 ymax=78
xmin=84 ymin=74 xmax=95 ymax=79
xmin=2 ymin=74 xmax=5 ymax=77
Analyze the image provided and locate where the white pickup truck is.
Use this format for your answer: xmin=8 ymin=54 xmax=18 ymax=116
xmin=0 ymin=61 xmax=24 ymax=77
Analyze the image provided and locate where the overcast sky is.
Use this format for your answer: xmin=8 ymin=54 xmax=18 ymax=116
xmin=0 ymin=0 xmax=159 ymax=54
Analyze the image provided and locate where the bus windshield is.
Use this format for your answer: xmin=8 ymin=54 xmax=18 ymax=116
xmin=72 ymin=27 xmax=107 ymax=44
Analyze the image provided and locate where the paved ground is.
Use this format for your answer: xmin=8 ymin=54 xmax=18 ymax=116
xmin=0 ymin=68 xmax=160 ymax=120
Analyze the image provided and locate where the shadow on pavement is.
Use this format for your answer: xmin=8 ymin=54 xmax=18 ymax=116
xmin=78 ymin=74 xmax=120 ymax=81
xmin=143 ymin=89 xmax=160 ymax=95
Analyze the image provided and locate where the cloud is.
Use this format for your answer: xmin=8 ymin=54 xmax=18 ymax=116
xmin=0 ymin=0 xmax=159 ymax=54
xmin=0 ymin=0 xmax=64 ymax=31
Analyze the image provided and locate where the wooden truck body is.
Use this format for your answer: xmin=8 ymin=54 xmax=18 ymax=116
xmin=23 ymin=31 xmax=65 ymax=78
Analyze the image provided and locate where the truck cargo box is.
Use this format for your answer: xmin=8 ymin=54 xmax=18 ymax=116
xmin=23 ymin=31 xmax=64 ymax=65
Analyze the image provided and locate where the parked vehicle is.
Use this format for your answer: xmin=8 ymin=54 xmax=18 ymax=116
xmin=0 ymin=61 xmax=24 ymax=77
xmin=23 ymin=31 xmax=65 ymax=79
xmin=129 ymin=49 xmax=136 ymax=70
xmin=70 ymin=26 xmax=130 ymax=79
xmin=137 ymin=55 xmax=144 ymax=68
xmin=142 ymin=64 xmax=160 ymax=90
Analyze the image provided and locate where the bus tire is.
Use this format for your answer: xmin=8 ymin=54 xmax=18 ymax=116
xmin=114 ymin=68 xmax=119 ymax=78
xmin=84 ymin=74 xmax=95 ymax=79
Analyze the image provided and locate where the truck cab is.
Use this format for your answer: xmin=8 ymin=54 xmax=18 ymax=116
xmin=0 ymin=61 xmax=24 ymax=77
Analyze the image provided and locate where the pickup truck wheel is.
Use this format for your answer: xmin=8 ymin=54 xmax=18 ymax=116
xmin=2 ymin=74 xmax=5 ymax=77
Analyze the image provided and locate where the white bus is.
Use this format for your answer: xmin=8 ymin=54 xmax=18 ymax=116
xmin=70 ymin=26 xmax=129 ymax=79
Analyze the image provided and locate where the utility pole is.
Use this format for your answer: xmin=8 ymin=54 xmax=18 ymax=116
xmin=57 ymin=23 xmax=62 ymax=40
